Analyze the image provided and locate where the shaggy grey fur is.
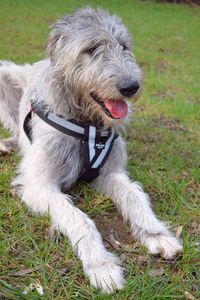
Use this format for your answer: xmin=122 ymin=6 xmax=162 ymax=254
xmin=0 ymin=7 xmax=182 ymax=293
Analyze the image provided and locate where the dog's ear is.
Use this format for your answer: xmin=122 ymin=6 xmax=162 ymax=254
xmin=47 ymin=8 xmax=98 ymax=60
xmin=47 ymin=30 xmax=60 ymax=58
xmin=47 ymin=16 xmax=71 ymax=60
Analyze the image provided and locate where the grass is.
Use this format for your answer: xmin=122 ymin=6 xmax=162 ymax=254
xmin=0 ymin=0 xmax=199 ymax=299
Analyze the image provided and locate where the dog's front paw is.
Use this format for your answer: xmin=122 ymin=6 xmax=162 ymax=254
xmin=145 ymin=234 xmax=182 ymax=259
xmin=84 ymin=258 xmax=125 ymax=293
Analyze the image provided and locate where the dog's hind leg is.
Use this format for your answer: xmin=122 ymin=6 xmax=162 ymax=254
xmin=0 ymin=61 xmax=31 ymax=154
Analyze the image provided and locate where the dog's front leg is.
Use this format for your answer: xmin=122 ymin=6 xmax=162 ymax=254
xmin=22 ymin=184 xmax=124 ymax=292
xmin=14 ymin=138 xmax=125 ymax=293
xmin=49 ymin=187 xmax=125 ymax=293
xmin=96 ymin=172 xmax=182 ymax=259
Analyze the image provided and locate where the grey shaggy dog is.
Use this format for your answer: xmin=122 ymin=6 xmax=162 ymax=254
xmin=0 ymin=7 xmax=182 ymax=293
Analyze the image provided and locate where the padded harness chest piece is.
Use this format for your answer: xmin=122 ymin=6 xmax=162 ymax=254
xmin=23 ymin=100 xmax=118 ymax=182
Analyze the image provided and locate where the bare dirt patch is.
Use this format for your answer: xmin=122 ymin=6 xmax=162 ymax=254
xmin=188 ymin=220 xmax=200 ymax=236
xmin=156 ymin=60 xmax=169 ymax=71
xmin=153 ymin=89 xmax=174 ymax=99
xmin=152 ymin=116 xmax=189 ymax=132
xmin=95 ymin=213 xmax=132 ymax=245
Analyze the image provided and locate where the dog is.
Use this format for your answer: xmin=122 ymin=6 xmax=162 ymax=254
xmin=0 ymin=7 xmax=182 ymax=293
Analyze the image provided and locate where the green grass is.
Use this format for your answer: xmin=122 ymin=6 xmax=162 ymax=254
xmin=0 ymin=0 xmax=199 ymax=299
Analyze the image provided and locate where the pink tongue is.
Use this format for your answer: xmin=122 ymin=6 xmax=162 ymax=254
xmin=104 ymin=99 xmax=128 ymax=119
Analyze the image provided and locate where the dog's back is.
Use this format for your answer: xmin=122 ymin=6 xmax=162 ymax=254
xmin=0 ymin=61 xmax=31 ymax=134
xmin=0 ymin=61 xmax=32 ymax=153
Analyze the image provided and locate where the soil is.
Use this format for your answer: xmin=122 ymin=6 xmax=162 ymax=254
xmin=95 ymin=213 xmax=133 ymax=245
xmin=152 ymin=116 xmax=189 ymax=132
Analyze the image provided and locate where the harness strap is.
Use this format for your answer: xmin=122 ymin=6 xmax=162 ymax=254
xmin=23 ymin=101 xmax=118 ymax=182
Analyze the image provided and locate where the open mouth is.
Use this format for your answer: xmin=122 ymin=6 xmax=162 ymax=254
xmin=90 ymin=92 xmax=128 ymax=119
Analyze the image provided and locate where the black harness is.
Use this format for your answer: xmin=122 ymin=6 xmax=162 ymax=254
xmin=23 ymin=101 xmax=118 ymax=182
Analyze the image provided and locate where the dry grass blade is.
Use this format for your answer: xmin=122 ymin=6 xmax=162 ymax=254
xmin=12 ymin=265 xmax=42 ymax=277
xmin=185 ymin=291 xmax=196 ymax=300
xmin=148 ymin=268 xmax=165 ymax=277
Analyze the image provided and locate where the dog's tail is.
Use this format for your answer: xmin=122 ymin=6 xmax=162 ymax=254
xmin=0 ymin=61 xmax=32 ymax=135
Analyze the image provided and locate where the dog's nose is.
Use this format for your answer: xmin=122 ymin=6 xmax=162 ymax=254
xmin=117 ymin=79 xmax=140 ymax=97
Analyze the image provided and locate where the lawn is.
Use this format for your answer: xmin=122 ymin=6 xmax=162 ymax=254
xmin=0 ymin=0 xmax=199 ymax=299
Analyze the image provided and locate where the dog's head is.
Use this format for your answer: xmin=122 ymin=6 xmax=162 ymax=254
xmin=47 ymin=7 xmax=142 ymax=126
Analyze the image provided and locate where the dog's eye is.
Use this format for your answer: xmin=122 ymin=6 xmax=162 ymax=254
xmin=122 ymin=44 xmax=128 ymax=51
xmin=85 ymin=45 xmax=99 ymax=55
